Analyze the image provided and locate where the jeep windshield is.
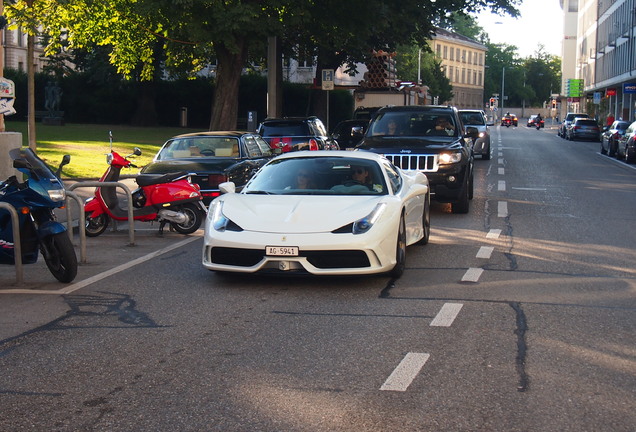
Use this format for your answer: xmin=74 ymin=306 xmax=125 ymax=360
xmin=367 ymin=111 xmax=458 ymax=138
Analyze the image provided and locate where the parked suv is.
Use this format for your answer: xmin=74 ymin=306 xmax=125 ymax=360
xmin=565 ymin=118 xmax=601 ymax=141
xmin=558 ymin=112 xmax=589 ymax=138
xmin=355 ymin=105 xmax=476 ymax=213
xmin=257 ymin=116 xmax=339 ymax=152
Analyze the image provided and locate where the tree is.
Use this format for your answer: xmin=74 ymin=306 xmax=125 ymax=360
xmin=7 ymin=0 xmax=521 ymax=130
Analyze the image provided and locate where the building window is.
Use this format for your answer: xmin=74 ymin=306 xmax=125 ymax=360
xmin=443 ymin=45 xmax=448 ymax=59
xmin=449 ymin=66 xmax=454 ymax=82
xmin=468 ymin=51 xmax=472 ymax=64
xmin=436 ymin=44 xmax=442 ymax=57
xmin=450 ymin=47 xmax=454 ymax=61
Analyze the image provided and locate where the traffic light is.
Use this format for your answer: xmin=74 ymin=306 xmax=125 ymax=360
xmin=551 ymin=99 xmax=557 ymax=109
xmin=489 ymin=98 xmax=495 ymax=109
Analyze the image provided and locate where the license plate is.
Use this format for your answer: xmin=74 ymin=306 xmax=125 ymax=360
xmin=266 ymin=246 xmax=299 ymax=256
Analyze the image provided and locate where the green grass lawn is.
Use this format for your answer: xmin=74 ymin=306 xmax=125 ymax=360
xmin=5 ymin=121 xmax=201 ymax=179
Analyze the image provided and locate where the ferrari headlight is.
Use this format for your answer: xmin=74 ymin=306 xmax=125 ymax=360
xmin=208 ymin=200 xmax=230 ymax=231
xmin=438 ymin=152 xmax=462 ymax=164
xmin=478 ymin=132 xmax=485 ymax=138
xmin=352 ymin=203 xmax=386 ymax=234
xmin=47 ymin=188 xmax=66 ymax=202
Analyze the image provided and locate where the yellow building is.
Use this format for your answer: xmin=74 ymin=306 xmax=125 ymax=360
xmin=430 ymin=28 xmax=487 ymax=109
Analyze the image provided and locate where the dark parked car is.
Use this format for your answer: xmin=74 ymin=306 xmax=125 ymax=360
xmin=331 ymin=119 xmax=369 ymax=149
xmin=565 ymin=118 xmax=601 ymax=141
xmin=617 ymin=120 xmax=636 ymax=163
xmin=356 ymin=105 xmax=475 ymax=214
xmin=558 ymin=112 xmax=589 ymax=137
xmin=257 ymin=116 xmax=339 ymax=152
xmin=600 ymin=120 xmax=630 ymax=157
xmin=459 ymin=109 xmax=492 ymax=160
xmin=140 ymin=131 xmax=275 ymax=205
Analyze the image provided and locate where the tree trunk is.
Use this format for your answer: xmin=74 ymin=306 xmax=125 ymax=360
xmin=209 ymin=40 xmax=247 ymax=131
xmin=131 ymin=81 xmax=158 ymax=127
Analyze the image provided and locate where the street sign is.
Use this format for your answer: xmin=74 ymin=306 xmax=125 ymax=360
xmin=322 ymin=69 xmax=334 ymax=90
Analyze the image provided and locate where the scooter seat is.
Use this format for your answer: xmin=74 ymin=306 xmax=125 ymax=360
xmin=136 ymin=172 xmax=189 ymax=187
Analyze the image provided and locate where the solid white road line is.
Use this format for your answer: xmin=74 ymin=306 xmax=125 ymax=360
xmin=461 ymin=267 xmax=484 ymax=282
xmin=430 ymin=303 xmax=463 ymax=327
xmin=380 ymin=352 xmax=430 ymax=392
xmin=476 ymin=246 xmax=494 ymax=259
xmin=498 ymin=201 xmax=508 ymax=217
xmin=1 ymin=235 xmax=201 ymax=295
xmin=486 ymin=229 xmax=502 ymax=239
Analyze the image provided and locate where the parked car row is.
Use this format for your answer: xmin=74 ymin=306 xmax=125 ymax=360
xmin=600 ymin=120 xmax=636 ymax=162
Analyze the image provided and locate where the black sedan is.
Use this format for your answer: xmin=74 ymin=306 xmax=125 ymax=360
xmin=600 ymin=120 xmax=630 ymax=157
xmin=331 ymin=119 xmax=369 ymax=149
xmin=140 ymin=131 xmax=275 ymax=205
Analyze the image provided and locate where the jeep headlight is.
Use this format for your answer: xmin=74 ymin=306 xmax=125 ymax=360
xmin=439 ymin=152 xmax=462 ymax=164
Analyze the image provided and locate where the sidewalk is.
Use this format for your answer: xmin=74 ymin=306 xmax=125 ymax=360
xmin=0 ymin=176 xmax=203 ymax=292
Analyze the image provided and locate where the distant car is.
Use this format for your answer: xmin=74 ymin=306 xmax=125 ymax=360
xmin=459 ymin=109 xmax=492 ymax=160
xmin=501 ymin=113 xmax=517 ymax=127
xmin=616 ymin=120 xmax=636 ymax=163
xmin=565 ymin=118 xmax=601 ymax=141
xmin=600 ymin=120 xmax=630 ymax=157
xmin=140 ymin=131 xmax=275 ymax=205
xmin=332 ymin=119 xmax=369 ymax=149
xmin=202 ymin=151 xmax=430 ymax=277
xmin=559 ymin=112 xmax=589 ymax=138
xmin=257 ymin=116 xmax=339 ymax=152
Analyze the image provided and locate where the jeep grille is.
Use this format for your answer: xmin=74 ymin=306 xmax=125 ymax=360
xmin=385 ymin=154 xmax=438 ymax=172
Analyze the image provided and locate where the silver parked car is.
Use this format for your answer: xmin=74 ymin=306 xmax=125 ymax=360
xmin=459 ymin=109 xmax=492 ymax=160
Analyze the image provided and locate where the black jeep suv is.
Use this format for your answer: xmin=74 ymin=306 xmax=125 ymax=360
xmin=355 ymin=105 xmax=475 ymax=213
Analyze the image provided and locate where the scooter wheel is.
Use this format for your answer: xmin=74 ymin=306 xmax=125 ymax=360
xmin=171 ymin=203 xmax=204 ymax=234
xmin=41 ymin=232 xmax=78 ymax=283
xmin=85 ymin=212 xmax=110 ymax=237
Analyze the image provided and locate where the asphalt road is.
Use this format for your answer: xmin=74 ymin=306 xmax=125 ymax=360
xmin=1 ymin=125 xmax=635 ymax=431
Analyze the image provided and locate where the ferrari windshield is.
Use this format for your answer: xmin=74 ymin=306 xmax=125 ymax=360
xmin=244 ymin=156 xmax=388 ymax=196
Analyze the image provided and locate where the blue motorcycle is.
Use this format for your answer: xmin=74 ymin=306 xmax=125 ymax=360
xmin=0 ymin=147 xmax=77 ymax=282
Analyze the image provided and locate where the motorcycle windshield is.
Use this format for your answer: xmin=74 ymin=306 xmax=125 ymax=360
xmin=10 ymin=147 xmax=59 ymax=180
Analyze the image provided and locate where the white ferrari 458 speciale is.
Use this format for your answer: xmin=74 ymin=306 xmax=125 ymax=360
xmin=202 ymin=150 xmax=430 ymax=277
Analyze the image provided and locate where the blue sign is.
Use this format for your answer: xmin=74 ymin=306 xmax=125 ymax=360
xmin=624 ymin=83 xmax=636 ymax=94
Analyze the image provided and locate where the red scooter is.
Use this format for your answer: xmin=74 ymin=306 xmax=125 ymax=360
xmin=84 ymin=146 xmax=206 ymax=237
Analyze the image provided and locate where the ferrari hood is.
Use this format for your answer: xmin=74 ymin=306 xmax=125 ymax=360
xmin=219 ymin=194 xmax=385 ymax=233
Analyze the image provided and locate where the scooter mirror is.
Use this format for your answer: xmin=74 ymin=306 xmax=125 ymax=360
xmin=133 ymin=147 xmax=142 ymax=156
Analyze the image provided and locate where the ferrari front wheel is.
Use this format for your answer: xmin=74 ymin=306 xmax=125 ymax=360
xmin=390 ymin=215 xmax=406 ymax=279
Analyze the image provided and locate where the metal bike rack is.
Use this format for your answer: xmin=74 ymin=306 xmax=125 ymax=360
xmin=67 ymin=181 xmax=136 ymax=246
xmin=64 ymin=190 xmax=87 ymax=264
xmin=0 ymin=202 xmax=23 ymax=285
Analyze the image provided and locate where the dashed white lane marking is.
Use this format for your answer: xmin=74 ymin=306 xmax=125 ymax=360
xmin=476 ymin=246 xmax=494 ymax=259
xmin=380 ymin=352 xmax=430 ymax=392
xmin=498 ymin=167 xmax=505 ymax=175
xmin=498 ymin=180 xmax=506 ymax=191
xmin=430 ymin=303 xmax=463 ymax=327
xmin=498 ymin=201 xmax=508 ymax=217
xmin=487 ymin=229 xmax=502 ymax=239
xmin=461 ymin=267 xmax=484 ymax=282
xmin=498 ymin=158 xmax=504 ymax=165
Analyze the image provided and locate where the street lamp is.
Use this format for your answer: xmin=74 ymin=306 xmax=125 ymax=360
xmin=501 ymin=66 xmax=505 ymax=113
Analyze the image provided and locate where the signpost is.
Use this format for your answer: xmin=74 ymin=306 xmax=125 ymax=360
xmin=322 ymin=69 xmax=334 ymax=130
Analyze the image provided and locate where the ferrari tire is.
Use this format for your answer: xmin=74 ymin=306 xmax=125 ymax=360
xmin=41 ymin=232 xmax=78 ymax=283
xmin=171 ymin=203 xmax=204 ymax=234
xmin=390 ymin=215 xmax=406 ymax=279
xmin=417 ymin=194 xmax=431 ymax=245
xmin=85 ymin=212 xmax=109 ymax=237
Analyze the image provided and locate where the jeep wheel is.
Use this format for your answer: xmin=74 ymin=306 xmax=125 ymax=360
xmin=451 ymin=181 xmax=470 ymax=214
